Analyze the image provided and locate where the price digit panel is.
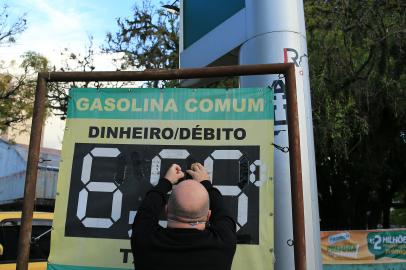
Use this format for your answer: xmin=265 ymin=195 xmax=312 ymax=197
xmin=65 ymin=143 xmax=262 ymax=245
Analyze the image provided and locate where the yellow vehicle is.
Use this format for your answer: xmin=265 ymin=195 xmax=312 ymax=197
xmin=0 ymin=212 xmax=53 ymax=270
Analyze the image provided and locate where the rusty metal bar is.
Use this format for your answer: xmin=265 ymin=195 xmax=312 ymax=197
xmin=16 ymin=76 xmax=48 ymax=270
xmin=285 ymin=65 xmax=307 ymax=270
xmin=39 ymin=63 xmax=291 ymax=82
xmin=18 ymin=63 xmax=307 ymax=270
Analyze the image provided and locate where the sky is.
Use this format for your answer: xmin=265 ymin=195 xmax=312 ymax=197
xmin=0 ymin=0 xmax=148 ymax=149
xmin=1 ymin=0 xmax=136 ymax=69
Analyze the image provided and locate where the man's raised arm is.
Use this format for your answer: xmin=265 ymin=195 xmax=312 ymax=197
xmin=132 ymin=164 xmax=184 ymax=237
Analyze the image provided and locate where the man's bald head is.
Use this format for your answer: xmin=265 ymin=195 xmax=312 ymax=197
xmin=167 ymin=180 xmax=209 ymax=221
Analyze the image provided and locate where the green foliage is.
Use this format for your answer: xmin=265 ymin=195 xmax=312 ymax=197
xmin=306 ymin=0 xmax=406 ymax=229
xmin=103 ymin=0 xmax=179 ymax=87
xmin=0 ymin=52 xmax=48 ymax=132
xmin=0 ymin=4 xmax=48 ymax=133
xmin=391 ymin=189 xmax=406 ymax=227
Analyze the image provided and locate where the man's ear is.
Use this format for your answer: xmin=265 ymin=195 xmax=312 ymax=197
xmin=207 ymin=210 xmax=211 ymax=221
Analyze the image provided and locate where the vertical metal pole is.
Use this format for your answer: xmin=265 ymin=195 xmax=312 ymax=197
xmin=239 ymin=1 xmax=321 ymax=269
xmin=286 ymin=66 xmax=307 ymax=270
xmin=16 ymin=76 xmax=47 ymax=270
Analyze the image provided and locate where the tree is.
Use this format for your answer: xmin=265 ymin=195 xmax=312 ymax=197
xmin=0 ymin=52 xmax=48 ymax=132
xmin=305 ymin=0 xmax=406 ymax=229
xmin=47 ymin=36 xmax=138 ymax=118
xmin=0 ymin=5 xmax=41 ymax=133
xmin=103 ymin=0 xmax=179 ymax=87
xmin=103 ymin=1 xmax=240 ymax=88
xmin=0 ymin=4 xmax=27 ymax=45
xmin=47 ymin=37 xmax=98 ymax=118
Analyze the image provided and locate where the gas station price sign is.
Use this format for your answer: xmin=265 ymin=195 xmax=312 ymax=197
xmin=48 ymin=88 xmax=274 ymax=270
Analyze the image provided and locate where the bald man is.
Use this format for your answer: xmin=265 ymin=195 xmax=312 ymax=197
xmin=131 ymin=163 xmax=236 ymax=270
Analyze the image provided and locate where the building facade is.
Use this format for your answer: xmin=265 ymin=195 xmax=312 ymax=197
xmin=0 ymin=138 xmax=60 ymax=210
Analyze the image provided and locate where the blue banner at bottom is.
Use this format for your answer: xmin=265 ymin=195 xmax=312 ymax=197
xmin=324 ymin=264 xmax=406 ymax=270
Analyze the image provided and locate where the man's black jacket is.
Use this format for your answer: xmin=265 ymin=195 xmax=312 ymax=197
xmin=131 ymin=178 xmax=236 ymax=270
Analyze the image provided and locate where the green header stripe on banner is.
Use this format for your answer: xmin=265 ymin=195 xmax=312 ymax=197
xmin=67 ymin=88 xmax=274 ymax=120
xmin=47 ymin=264 xmax=127 ymax=270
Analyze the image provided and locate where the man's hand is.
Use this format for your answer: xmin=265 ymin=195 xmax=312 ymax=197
xmin=164 ymin=164 xmax=185 ymax=184
xmin=186 ymin=163 xmax=210 ymax=183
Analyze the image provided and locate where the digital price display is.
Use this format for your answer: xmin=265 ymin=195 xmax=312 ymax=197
xmin=65 ymin=144 xmax=262 ymax=244
xmin=48 ymin=87 xmax=274 ymax=270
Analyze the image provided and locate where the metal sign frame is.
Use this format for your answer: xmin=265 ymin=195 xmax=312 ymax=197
xmin=16 ymin=63 xmax=306 ymax=270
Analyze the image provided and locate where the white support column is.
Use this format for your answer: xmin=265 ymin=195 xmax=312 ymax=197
xmin=239 ymin=1 xmax=322 ymax=269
